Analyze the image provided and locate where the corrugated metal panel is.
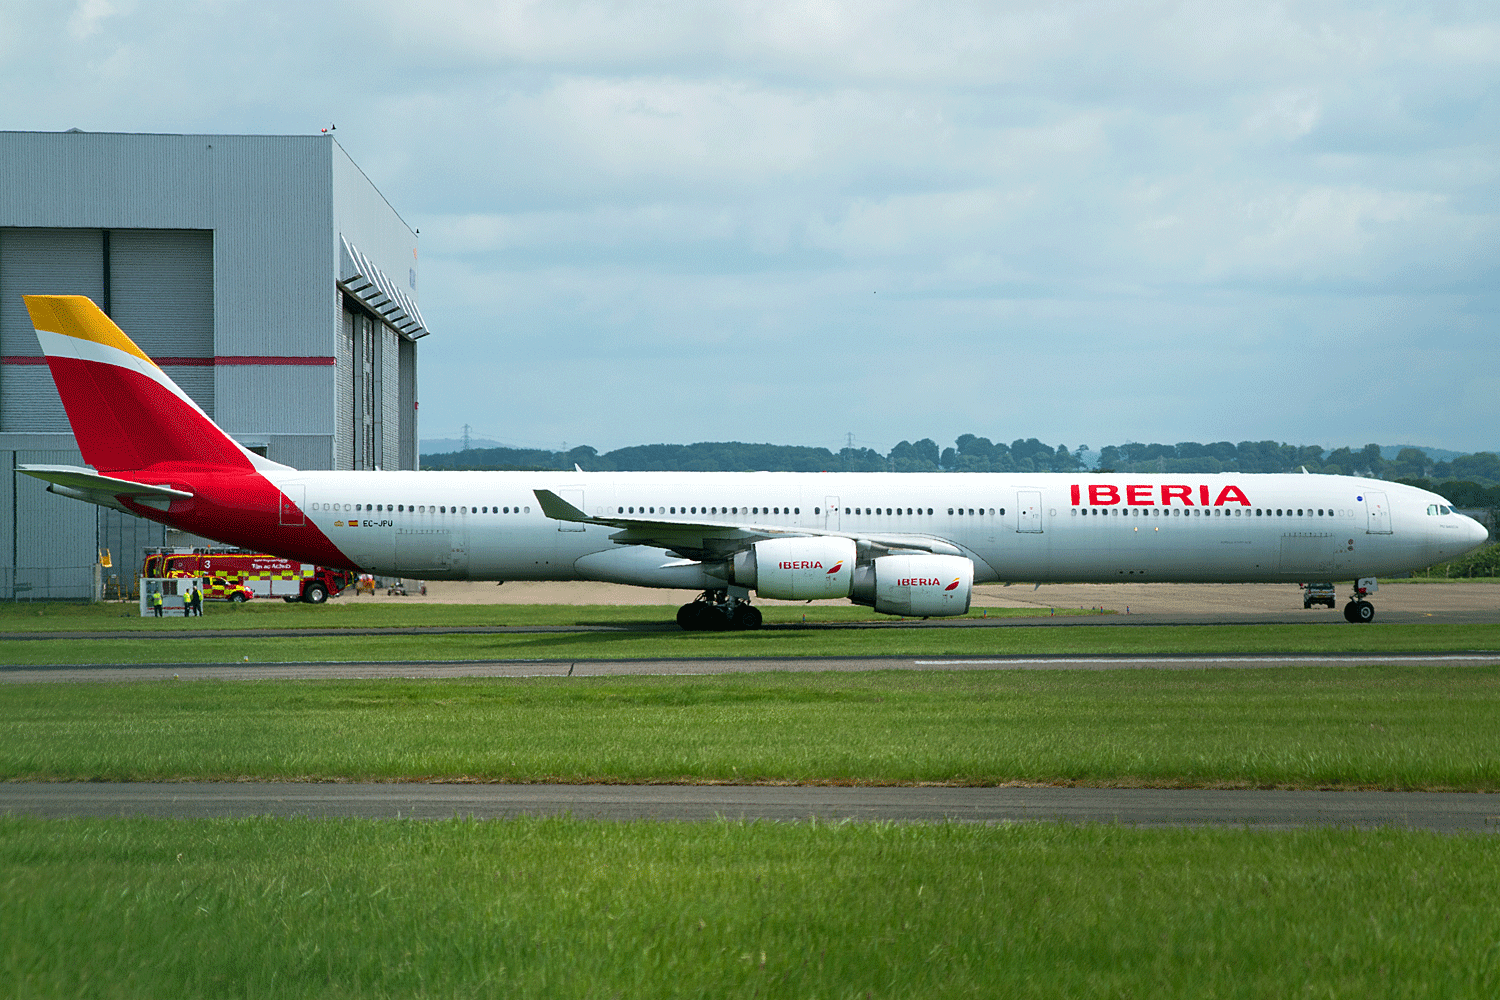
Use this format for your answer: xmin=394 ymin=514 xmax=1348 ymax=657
xmin=0 ymin=451 xmax=12 ymax=571
xmin=399 ymin=337 xmax=417 ymax=470
xmin=0 ymin=368 xmax=70 ymax=432
xmin=13 ymin=448 xmax=96 ymax=599
xmin=111 ymin=228 xmax=215 ymax=415
xmin=1 ymin=228 xmax=102 ymax=432
xmin=0 ymin=228 xmax=104 ymax=355
xmin=335 ymin=308 xmax=354 ymax=469
xmin=330 ymin=143 xmax=420 ymax=306
xmin=0 ymin=132 xmax=214 ymax=229
xmin=110 ymin=230 xmax=214 ymax=355
xmin=269 ymin=434 xmax=333 ymax=470
xmin=208 ymin=135 xmax=335 ymax=360
xmin=382 ymin=324 xmax=400 ymax=469
xmin=212 ymin=366 xmax=337 ymax=436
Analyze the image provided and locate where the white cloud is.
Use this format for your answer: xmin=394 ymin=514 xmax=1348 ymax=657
xmin=2 ymin=0 xmax=1497 ymax=451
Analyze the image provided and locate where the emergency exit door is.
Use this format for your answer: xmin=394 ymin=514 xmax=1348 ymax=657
xmin=1017 ymin=491 xmax=1042 ymax=532
xmin=1364 ymin=491 xmax=1392 ymax=534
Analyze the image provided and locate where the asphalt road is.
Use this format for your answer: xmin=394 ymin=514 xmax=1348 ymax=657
xmin=3 ymin=782 xmax=1496 ymax=833
xmin=3 ymin=651 xmax=1497 ymax=683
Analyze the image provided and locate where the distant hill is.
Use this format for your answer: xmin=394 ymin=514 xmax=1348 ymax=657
xmin=420 ymin=438 xmax=1500 ymax=488
xmin=420 ymin=437 xmax=504 ymax=454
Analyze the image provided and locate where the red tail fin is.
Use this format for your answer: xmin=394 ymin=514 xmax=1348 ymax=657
xmin=24 ymin=295 xmax=277 ymax=473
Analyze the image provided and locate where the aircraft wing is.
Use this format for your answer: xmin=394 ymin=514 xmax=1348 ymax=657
xmin=17 ymin=464 xmax=194 ymax=513
xmin=533 ymin=488 xmax=964 ymax=562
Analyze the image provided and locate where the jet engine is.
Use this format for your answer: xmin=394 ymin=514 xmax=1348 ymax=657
xmin=852 ymin=554 xmax=973 ymax=617
xmin=731 ymin=537 xmax=856 ymax=600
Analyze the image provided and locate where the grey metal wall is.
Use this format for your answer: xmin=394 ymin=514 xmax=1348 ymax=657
xmin=0 ymin=228 xmax=105 ymax=431
xmin=382 ymin=324 xmax=400 ymax=469
xmin=8 ymin=448 xmax=97 ymax=599
xmin=111 ymin=228 xmax=215 ymax=415
xmin=399 ymin=337 xmax=418 ymax=470
xmin=335 ymin=307 xmax=354 ymax=469
xmin=1 ymin=226 xmax=215 ymax=429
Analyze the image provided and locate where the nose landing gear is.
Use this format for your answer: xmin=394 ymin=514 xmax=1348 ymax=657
xmin=676 ymin=590 xmax=763 ymax=631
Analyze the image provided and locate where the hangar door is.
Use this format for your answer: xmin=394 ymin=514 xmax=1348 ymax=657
xmin=0 ymin=228 xmax=213 ymax=433
xmin=0 ymin=229 xmax=105 ymax=431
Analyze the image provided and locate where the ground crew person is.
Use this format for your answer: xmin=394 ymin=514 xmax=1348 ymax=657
xmin=150 ymin=589 xmax=163 ymax=617
xmin=188 ymin=585 xmax=202 ymax=617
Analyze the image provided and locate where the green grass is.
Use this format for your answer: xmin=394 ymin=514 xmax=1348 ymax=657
xmin=2 ymin=816 xmax=1496 ymax=998
xmin=5 ymin=667 xmax=1500 ymax=789
xmin=0 ymin=600 xmax=1085 ymax=633
xmin=3 ymin=621 xmax=1498 ymax=666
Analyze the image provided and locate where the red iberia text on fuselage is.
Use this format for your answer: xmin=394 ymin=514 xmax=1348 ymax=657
xmin=1069 ymin=483 xmax=1252 ymax=507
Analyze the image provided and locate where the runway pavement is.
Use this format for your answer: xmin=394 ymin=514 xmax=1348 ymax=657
xmin=2 ymin=782 xmax=1496 ymax=833
xmin=3 ymin=651 xmax=1497 ymax=683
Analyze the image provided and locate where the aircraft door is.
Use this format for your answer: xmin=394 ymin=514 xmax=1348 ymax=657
xmin=556 ymin=489 xmax=586 ymax=531
xmin=1017 ymin=491 xmax=1042 ymax=532
xmin=824 ymin=496 xmax=840 ymax=531
xmin=279 ymin=485 xmax=305 ymax=527
xmin=1364 ymin=492 xmax=1392 ymax=534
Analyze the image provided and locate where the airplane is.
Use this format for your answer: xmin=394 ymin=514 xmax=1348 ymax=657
xmin=17 ymin=294 xmax=1491 ymax=628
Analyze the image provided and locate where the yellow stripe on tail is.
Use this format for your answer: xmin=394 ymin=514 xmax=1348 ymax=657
xmin=24 ymin=295 xmax=158 ymax=368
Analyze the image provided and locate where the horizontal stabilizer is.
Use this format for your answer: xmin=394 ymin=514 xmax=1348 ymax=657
xmin=17 ymin=465 xmax=193 ymax=511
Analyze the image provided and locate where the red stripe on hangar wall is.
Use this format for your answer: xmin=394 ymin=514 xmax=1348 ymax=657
xmin=2 ymin=356 xmax=335 ymax=366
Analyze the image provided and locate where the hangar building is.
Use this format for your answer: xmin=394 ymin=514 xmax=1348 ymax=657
xmin=0 ymin=130 xmax=429 ymax=600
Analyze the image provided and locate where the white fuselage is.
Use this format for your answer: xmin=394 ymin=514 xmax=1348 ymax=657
xmin=263 ymin=470 xmax=1487 ymax=587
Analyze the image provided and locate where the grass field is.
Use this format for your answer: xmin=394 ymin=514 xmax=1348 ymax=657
xmin=7 ymin=602 xmax=1499 ymax=996
xmin=4 ymin=667 xmax=1499 ymax=789
xmin=3 ymin=816 xmax=1497 ymax=999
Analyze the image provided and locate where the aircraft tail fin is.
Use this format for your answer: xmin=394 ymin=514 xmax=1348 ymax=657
xmin=24 ymin=295 xmax=286 ymax=474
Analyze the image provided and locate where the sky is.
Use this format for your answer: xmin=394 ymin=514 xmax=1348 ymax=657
xmin=3 ymin=1 xmax=1497 ymax=456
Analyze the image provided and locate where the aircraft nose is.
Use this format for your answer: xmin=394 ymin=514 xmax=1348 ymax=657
xmin=1467 ymin=515 xmax=1491 ymax=549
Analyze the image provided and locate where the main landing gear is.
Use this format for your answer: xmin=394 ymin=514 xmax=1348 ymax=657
xmin=676 ymin=590 xmax=763 ymax=631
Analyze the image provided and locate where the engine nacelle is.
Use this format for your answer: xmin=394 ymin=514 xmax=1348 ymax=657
xmin=852 ymin=554 xmax=973 ymax=617
xmin=732 ymin=537 xmax=855 ymax=600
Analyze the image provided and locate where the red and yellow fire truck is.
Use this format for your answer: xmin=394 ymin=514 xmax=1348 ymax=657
xmin=142 ymin=549 xmax=352 ymax=604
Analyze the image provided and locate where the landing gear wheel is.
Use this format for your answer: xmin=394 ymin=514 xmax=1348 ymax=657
xmin=1344 ymin=600 xmax=1375 ymax=623
xmin=677 ymin=591 xmax=760 ymax=630
xmin=676 ymin=603 xmax=710 ymax=631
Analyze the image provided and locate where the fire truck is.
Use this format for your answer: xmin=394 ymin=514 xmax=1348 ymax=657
xmin=142 ymin=549 xmax=351 ymax=603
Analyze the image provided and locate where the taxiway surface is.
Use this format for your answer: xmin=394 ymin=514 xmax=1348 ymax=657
xmin=2 ymin=782 xmax=1496 ymax=833
xmin=4 ymin=651 xmax=1498 ymax=683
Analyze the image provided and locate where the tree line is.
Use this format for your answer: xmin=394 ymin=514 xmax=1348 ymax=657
xmin=421 ymin=437 xmax=1500 ymax=495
